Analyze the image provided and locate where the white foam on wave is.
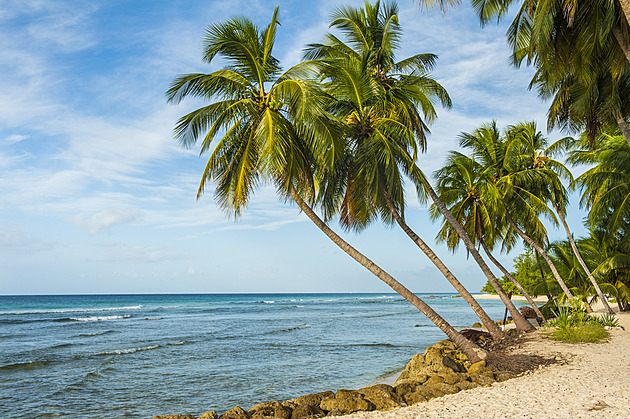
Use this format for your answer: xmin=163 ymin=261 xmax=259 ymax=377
xmin=70 ymin=315 xmax=131 ymax=322
xmin=261 ymin=301 xmax=275 ymax=304
xmin=97 ymin=345 xmax=160 ymax=356
xmin=79 ymin=330 xmax=114 ymax=337
xmin=2 ymin=305 xmax=143 ymax=315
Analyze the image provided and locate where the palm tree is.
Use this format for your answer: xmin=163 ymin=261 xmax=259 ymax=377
xmin=508 ymin=122 xmax=615 ymax=313
xmin=167 ymin=7 xmax=488 ymax=362
xmin=459 ymin=122 xmax=576 ymax=302
xmin=432 ymin=152 xmax=546 ymax=320
xmin=581 ymin=230 xmax=630 ymax=311
xmin=548 ymin=240 xmax=595 ymax=311
xmin=575 ymin=134 xmax=630 ymax=239
xmin=306 ymin=0 xmax=508 ymax=339
xmin=419 ymin=0 xmax=630 ymax=144
xmin=531 ymin=39 xmax=630 ymax=146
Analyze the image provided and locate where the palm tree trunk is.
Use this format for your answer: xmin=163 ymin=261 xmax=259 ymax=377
xmin=477 ymin=235 xmax=546 ymax=322
xmin=551 ymin=203 xmax=615 ymax=315
xmin=505 ymin=212 xmax=575 ymax=300
xmin=614 ymin=114 xmax=630 ymax=148
xmin=381 ymin=189 xmax=506 ymax=340
xmin=425 ymin=183 xmax=535 ymax=332
xmin=289 ymin=188 xmax=488 ymax=363
xmin=612 ymin=22 xmax=630 ymax=63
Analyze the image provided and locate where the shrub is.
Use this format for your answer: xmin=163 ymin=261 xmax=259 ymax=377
xmin=547 ymin=323 xmax=609 ymax=343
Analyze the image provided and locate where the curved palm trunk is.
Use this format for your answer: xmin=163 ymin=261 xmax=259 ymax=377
xmin=289 ymin=189 xmax=488 ymax=363
xmin=505 ymin=212 xmax=575 ymax=301
xmin=425 ymin=183 xmax=535 ymax=332
xmin=551 ymin=203 xmax=615 ymax=315
xmin=381 ymin=189 xmax=506 ymax=340
xmin=612 ymin=21 xmax=630 ymax=63
xmin=614 ymin=114 xmax=630 ymax=148
xmin=477 ymin=235 xmax=546 ymax=322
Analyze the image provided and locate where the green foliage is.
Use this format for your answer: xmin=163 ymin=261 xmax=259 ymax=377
xmin=600 ymin=313 xmax=624 ymax=330
xmin=480 ymin=248 xmax=549 ymax=295
xmin=547 ymin=323 xmax=608 ymax=343
xmin=545 ymin=304 xmax=610 ymax=343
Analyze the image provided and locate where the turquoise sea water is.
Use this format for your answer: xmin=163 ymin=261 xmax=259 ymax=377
xmin=0 ymin=293 xmax=525 ymax=418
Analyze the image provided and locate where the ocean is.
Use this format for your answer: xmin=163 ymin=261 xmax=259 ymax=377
xmin=0 ymin=293 xmax=525 ymax=418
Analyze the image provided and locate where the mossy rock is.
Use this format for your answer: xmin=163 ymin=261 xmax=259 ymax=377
xmin=289 ymin=404 xmax=325 ymax=419
xmin=467 ymin=360 xmax=487 ymax=375
xmin=320 ymin=389 xmax=375 ymax=415
xmin=284 ymin=391 xmax=335 ymax=409
xmin=425 ymin=382 xmax=460 ymax=395
xmin=455 ymin=380 xmax=478 ymax=391
xmin=249 ymin=401 xmax=291 ymax=419
xmin=153 ymin=415 xmax=196 ymax=419
xmin=469 ymin=373 xmax=495 ymax=387
xmin=424 ymin=375 xmax=445 ymax=386
xmin=495 ymin=371 xmax=514 ymax=382
xmin=358 ymin=384 xmax=404 ymax=411
xmin=402 ymin=390 xmax=428 ymax=406
xmin=220 ymin=406 xmax=250 ymax=419
xmin=437 ymin=371 xmax=466 ymax=385
xmin=393 ymin=378 xmax=426 ymax=400
xmin=396 ymin=353 xmax=426 ymax=381
xmin=415 ymin=385 xmax=445 ymax=400
xmin=423 ymin=346 xmax=445 ymax=366
xmin=199 ymin=412 xmax=219 ymax=419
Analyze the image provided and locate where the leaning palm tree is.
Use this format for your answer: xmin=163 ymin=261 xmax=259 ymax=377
xmin=167 ymin=7 xmax=488 ymax=362
xmin=307 ymin=0 xmax=508 ymax=338
xmin=548 ymin=240 xmax=596 ymax=311
xmin=459 ymin=122 xmax=576 ymax=302
xmin=432 ymin=152 xmax=546 ymax=320
xmin=510 ymin=122 xmax=615 ymax=313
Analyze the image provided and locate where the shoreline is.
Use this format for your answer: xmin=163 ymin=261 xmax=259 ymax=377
xmin=471 ymin=293 xmax=549 ymax=303
xmin=340 ymin=310 xmax=630 ymax=418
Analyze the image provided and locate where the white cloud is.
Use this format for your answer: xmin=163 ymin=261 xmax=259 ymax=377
xmin=4 ymin=134 xmax=29 ymax=143
xmin=72 ymin=208 xmax=143 ymax=233
xmin=0 ymin=225 xmax=53 ymax=253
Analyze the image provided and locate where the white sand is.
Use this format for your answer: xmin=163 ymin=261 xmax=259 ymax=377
xmin=341 ymin=310 xmax=630 ymax=418
xmin=472 ymin=293 xmax=549 ymax=303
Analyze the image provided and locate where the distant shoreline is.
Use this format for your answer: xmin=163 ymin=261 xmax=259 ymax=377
xmin=472 ymin=293 xmax=549 ymax=303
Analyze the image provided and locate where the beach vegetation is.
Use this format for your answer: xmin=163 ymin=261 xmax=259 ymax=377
xmin=547 ymin=322 xmax=609 ymax=343
xmin=544 ymin=305 xmax=610 ymax=343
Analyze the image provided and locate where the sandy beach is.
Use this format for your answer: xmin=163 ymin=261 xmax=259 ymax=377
xmin=340 ymin=308 xmax=630 ymax=418
xmin=472 ymin=293 xmax=549 ymax=303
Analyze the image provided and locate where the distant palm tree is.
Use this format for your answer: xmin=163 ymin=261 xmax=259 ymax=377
xmin=548 ymin=240 xmax=595 ymax=311
xmin=306 ymin=0 xmax=508 ymax=338
xmin=432 ymin=151 xmax=546 ymax=320
xmin=509 ymin=122 xmax=615 ymax=314
xmin=167 ymin=7 xmax=488 ymax=362
xmin=459 ymin=122 xmax=576 ymax=302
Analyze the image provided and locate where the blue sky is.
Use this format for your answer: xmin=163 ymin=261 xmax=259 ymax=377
xmin=0 ymin=0 xmax=588 ymax=295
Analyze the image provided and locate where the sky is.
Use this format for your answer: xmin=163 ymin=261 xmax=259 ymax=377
xmin=0 ymin=0 xmax=590 ymax=295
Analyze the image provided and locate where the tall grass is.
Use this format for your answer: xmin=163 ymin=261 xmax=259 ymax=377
xmin=544 ymin=305 xmax=614 ymax=343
